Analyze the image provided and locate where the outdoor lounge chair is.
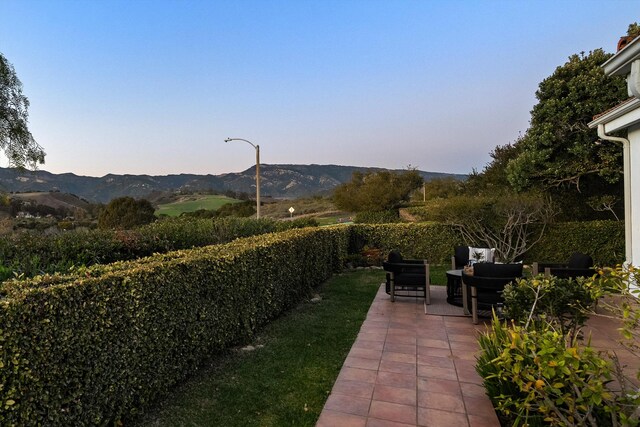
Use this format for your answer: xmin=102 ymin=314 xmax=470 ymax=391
xmin=532 ymin=252 xmax=595 ymax=279
xmin=383 ymin=251 xmax=430 ymax=310
xmin=462 ymin=262 xmax=523 ymax=324
xmin=451 ymin=245 xmax=496 ymax=269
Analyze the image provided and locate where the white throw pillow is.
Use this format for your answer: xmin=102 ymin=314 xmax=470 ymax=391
xmin=468 ymin=247 xmax=495 ymax=263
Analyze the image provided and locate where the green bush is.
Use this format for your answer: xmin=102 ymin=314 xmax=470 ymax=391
xmin=348 ymin=223 xmax=461 ymax=264
xmin=503 ymin=276 xmax=598 ymax=337
xmin=354 ymin=210 xmax=400 ymax=224
xmin=525 ymin=220 xmax=624 ymax=266
xmin=0 ymin=226 xmax=350 ymax=425
xmin=477 ymin=315 xmax=638 ymax=426
xmin=0 ymin=217 xmax=319 ymax=280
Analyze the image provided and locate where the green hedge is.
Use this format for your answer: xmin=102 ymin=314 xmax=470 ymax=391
xmin=0 ymin=217 xmax=316 ymax=280
xmin=0 ymin=227 xmax=349 ymax=425
xmin=525 ymin=220 xmax=624 ymax=266
xmin=348 ymin=223 xmax=461 ymax=264
xmin=348 ymin=220 xmax=624 ymax=266
xmin=0 ymin=220 xmax=625 ymax=425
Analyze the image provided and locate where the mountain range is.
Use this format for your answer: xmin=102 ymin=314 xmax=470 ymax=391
xmin=0 ymin=165 xmax=467 ymax=203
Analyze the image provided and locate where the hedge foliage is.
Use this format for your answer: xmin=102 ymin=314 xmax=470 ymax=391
xmin=0 ymin=226 xmax=349 ymax=425
xmin=348 ymin=223 xmax=461 ymax=264
xmin=0 ymin=218 xmax=622 ymax=282
xmin=348 ymin=220 xmax=624 ymax=266
xmin=0 ymin=219 xmax=626 ymax=425
xmin=0 ymin=216 xmax=318 ymax=280
xmin=525 ymin=220 xmax=624 ymax=266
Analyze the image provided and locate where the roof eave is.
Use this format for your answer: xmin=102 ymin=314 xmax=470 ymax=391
xmin=588 ymin=98 xmax=640 ymax=133
xmin=602 ymin=36 xmax=640 ymax=76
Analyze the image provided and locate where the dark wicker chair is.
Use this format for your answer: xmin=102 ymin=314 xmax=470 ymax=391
xmin=383 ymin=251 xmax=430 ymax=311
xmin=462 ymin=262 xmax=523 ymax=324
xmin=532 ymin=252 xmax=595 ymax=279
xmin=451 ymin=246 xmax=470 ymax=269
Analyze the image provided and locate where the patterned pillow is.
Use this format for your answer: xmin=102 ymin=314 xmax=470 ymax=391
xmin=468 ymin=247 xmax=495 ymax=264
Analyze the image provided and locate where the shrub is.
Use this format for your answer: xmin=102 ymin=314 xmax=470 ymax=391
xmin=348 ymin=223 xmax=461 ymax=264
xmin=354 ymin=210 xmax=400 ymax=224
xmin=0 ymin=217 xmax=320 ymax=280
xmin=98 ymin=197 xmax=156 ymax=229
xmin=477 ymin=315 xmax=638 ymax=426
xmin=0 ymin=227 xmax=350 ymax=425
xmin=502 ymin=276 xmax=598 ymax=337
xmin=525 ymin=220 xmax=624 ymax=266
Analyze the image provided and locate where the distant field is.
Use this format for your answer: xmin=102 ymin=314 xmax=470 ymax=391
xmin=155 ymin=195 xmax=240 ymax=216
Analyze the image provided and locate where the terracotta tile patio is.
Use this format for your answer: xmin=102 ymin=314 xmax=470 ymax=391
xmin=316 ymin=284 xmax=640 ymax=427
xmin=316 ymin=284 xmax=499 ymax=427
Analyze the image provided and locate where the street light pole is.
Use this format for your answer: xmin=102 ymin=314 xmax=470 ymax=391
xmin=225 ymin=138 xmax=261 ymax=218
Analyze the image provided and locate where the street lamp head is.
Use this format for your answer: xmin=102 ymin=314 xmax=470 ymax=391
xmin=224 ymin=138 xmax=232 ymax=143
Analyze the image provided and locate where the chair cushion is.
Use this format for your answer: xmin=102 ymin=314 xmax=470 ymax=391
xmin=388 ymin=250 xmax=403 ymax=263
xmin=474 ymin=262 xmax=523 ymax=278
xmin=567 ymin=252 xmax=593 ymax=269
xmin=469 ymin=247 xmax=495 ymax=263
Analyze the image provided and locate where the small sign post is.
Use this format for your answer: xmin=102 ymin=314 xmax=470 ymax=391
xmin=289 ymin=206 xmax=295 ymax=218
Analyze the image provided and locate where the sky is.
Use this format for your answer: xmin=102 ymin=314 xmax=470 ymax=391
xmin=1 ymin=1 xmax=636 ymax=178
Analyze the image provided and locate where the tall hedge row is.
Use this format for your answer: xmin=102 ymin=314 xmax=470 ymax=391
xmin=347 ymin=220 xmax=624 ymax=266
xmin=0 ymin=227 xmax=348 ymax=425
xmin=348 ymin=223 xmax=461 ymax=264
xmin=0 ymin=220 xmax=625 ymax=425
xmin=524 ymin=220 xmax=625 ymax=266
xmin=0 ymin=216 xmax=317 ymax=280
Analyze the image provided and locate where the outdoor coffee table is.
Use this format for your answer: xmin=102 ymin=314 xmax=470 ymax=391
xmin=446 ymin=269 xmax=470 ymax=315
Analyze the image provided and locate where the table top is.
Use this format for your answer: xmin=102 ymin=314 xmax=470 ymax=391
xmin=446 ymin=269 xmax=462 ymax=277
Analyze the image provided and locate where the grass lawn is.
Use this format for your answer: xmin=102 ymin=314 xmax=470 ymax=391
xmin=155 ymin=195 xmax=240 ymax=216
xmin=133 ymin=269 xmax=384 ymax=427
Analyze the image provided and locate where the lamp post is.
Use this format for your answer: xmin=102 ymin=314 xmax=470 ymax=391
xmin=225 ymin=138 xmax=261 ymax=218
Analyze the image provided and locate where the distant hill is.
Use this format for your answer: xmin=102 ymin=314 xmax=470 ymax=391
xmin=0 ymin=165 xmax=467 ymax=203
xmin=10 ymin=191 xmax=91 ymax=211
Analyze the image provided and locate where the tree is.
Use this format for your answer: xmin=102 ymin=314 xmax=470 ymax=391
xmin=98 ymin=197 xmax=156 ymax=229
xmin=505 ymin=48 xmax=627 ymax=219
xmin=332 ymin=170 xmax=423 ymax=213
xmin=415 ymin=177 xmax=464 ymax=201
xmin=464 ymin=141 xmax=521 ymax=195
xmin=0 ymin=52 xmax=45 ymax=169
xmin=426 ymin=192 xmax=556 ymax=263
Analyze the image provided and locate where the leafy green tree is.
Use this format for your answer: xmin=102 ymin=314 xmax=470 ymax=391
xmin=464 ymin=141 xmax=521 ymax=195
xmin=98 ymin=197 xmax=156 ymax=229
xmin=505 ymin=49 xmax=627 ymax=219
xmin=0 ymin=52 xmax=45 ymax=169
xmin=333 ymin=170 xmax=423 ymax=213
xmin=507 ymin=49 xmax=627 ymax=191
xmin=414 ymin=177 xmax=464 ymax=201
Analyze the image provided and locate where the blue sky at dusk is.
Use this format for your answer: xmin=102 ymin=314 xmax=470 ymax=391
xmin=1 ymin=1 xmax=636 ymax=177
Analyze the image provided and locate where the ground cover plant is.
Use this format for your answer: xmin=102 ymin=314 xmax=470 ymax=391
xmin=131 ymin=269 xmax=382 ymax=426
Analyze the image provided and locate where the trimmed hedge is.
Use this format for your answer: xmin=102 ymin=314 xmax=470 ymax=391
xmin=525 ymin=220 xmax=624 ymax=266
xmin=348 ymin=221 xmax=625 ymax=267
xmin=0 ymin=227 xmax=349 ymax=425
xmin=0 ymin=217 xmax=316 ymax=280
xmin=348 ymin=223 xmax=461 ymax=264
xmin=0 ymin=220 xmax=625 ymax=425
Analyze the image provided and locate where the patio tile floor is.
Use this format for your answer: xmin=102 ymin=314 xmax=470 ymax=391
xmin=317 ymin=283 xmax=640 ymax=426
xmin=316 ymin=284 xmax=501 ymax=427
